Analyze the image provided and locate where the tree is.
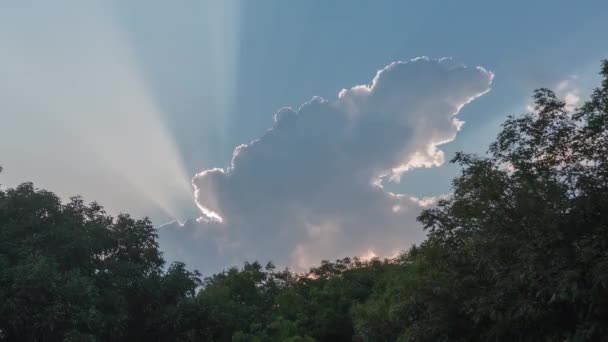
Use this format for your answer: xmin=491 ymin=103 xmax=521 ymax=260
xmin=0 ymin=180 xmax=202 ymax=341
xmin=412 ymin=60 xmax=608 ymax=340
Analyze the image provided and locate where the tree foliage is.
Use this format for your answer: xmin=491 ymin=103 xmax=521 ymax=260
xmin=0 ymin=182 xmax=200 ymax=341
xmin=1 ymin=60 xmax=607 ymax=341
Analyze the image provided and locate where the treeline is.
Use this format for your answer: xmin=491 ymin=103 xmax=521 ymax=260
xmin=1 ymin=61 xmax=608 ymax=341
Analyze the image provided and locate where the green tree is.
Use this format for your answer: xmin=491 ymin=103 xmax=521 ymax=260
xmin=0 ymin=178 xmax=201 ymax=341
xmin=412 ymin=60 xmax=608 ymax=340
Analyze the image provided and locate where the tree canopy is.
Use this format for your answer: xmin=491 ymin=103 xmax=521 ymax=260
xmin=1 ymin=60 xmax=607 ymax=341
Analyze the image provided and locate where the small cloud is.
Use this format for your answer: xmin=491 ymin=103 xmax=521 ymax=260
xmin=527 ymin=75 xmax=581 ymax=113
xmin=360 ymin=249 xmax=378 ymax=261
xmin=563 ymin=92 xmax=580 ymax=111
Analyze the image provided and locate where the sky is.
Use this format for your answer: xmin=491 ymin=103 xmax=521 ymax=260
xmin=1 ymin=0 xmax=607 ymax=274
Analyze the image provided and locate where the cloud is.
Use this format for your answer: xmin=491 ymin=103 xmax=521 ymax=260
xmin=160 ymin=57 xmax=493 ymax=274
xmin=526 ymin=76 xmax=581 ymax=113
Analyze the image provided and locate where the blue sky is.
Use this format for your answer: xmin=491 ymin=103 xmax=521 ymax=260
xmin=1 ymin=0 xmax=607 ymax=272
xmin=113 ymin=0 xmax=608 ymax=194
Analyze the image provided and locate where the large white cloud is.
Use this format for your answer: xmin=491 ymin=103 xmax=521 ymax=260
xmin=160 ymin=57 xmax=494 ymax=274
